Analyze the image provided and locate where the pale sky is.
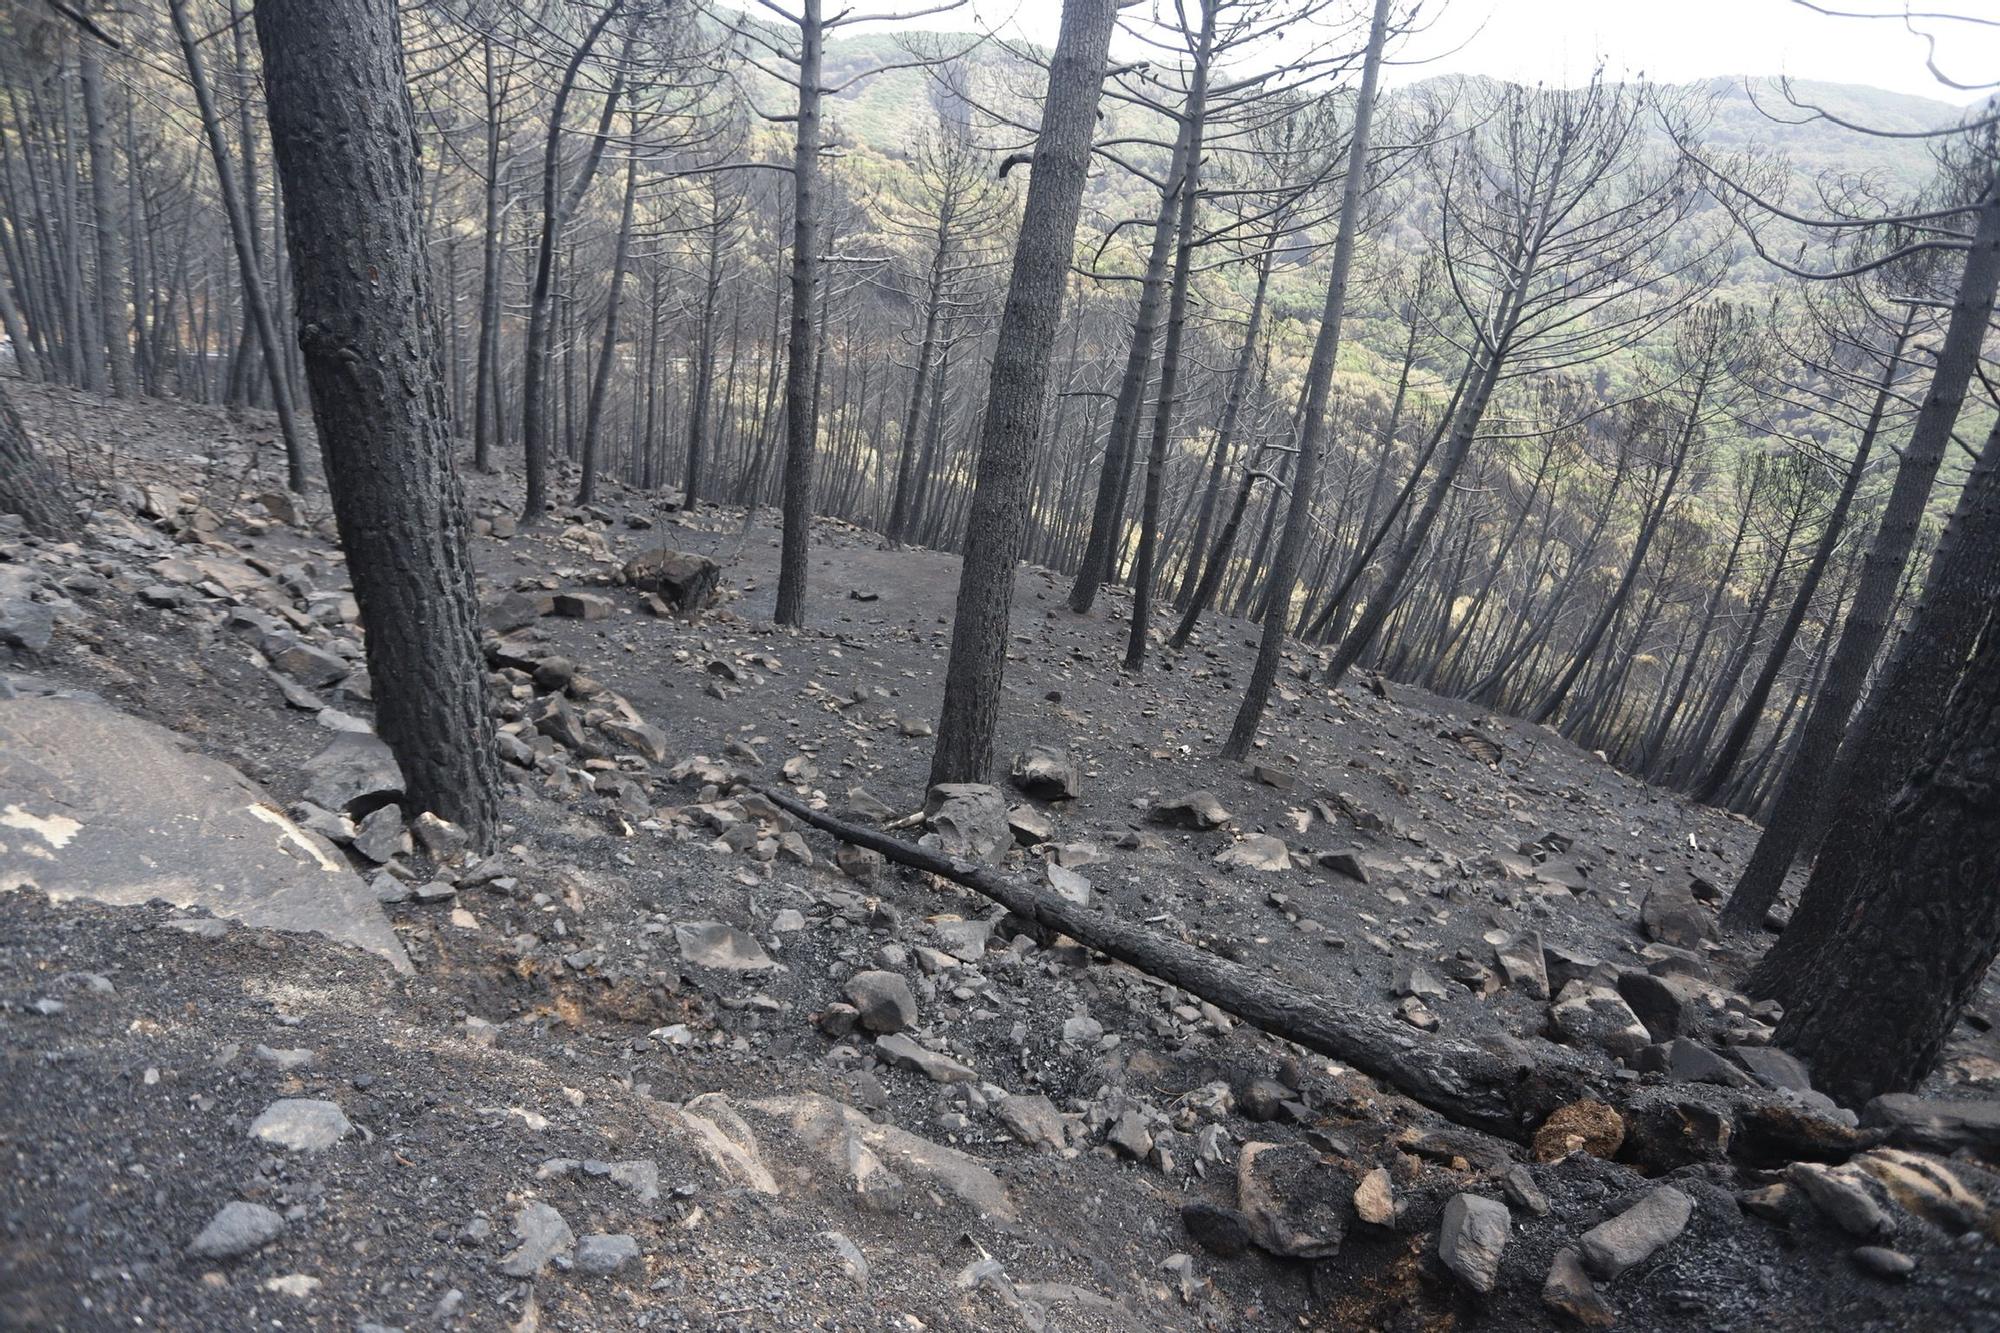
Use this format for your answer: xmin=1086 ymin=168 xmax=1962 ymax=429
xmin=950 ymin=0 xmax=2000 ymax=105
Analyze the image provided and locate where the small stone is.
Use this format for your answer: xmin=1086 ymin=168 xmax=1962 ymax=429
xmin=1008 ymin=745 xmax=1082 ymax=800
xmin=248 ymin=1098 xmax=353 ymax=1152
xmin=1437 ymin=1193 xmax=1510 ymax=1293
xmin=412 ymin=812 xmax=469 ymax=861
xmin=1543 ymin=1247 xmax=1615 ymax=1326
xmin=1788 ymin=1163 xmax=1889 ymax=1238
xmin=574 ymin=1232 xmax=640 ymax=1275
xmin=1149 ymin=792 xmax=1231 ymax=830
xmin=1495 ymin=930 xmax=1550 ymax=999
xmin=675 ymin=921 xmax=777 ymax=971
xmin=1502 ymin=1164 xmax=1550 ymax=1216
xmin=873 ymin=1032 xmax=976 ymax=1084
xmin=1852 ymin=1245 xmax=1916 ymax=1279
xmin=1550 ymin=981 xmax=1651 ymax=1059
xmin=1215 ymin=833 xmax=1291 ymax=872
xmin=996 ymin=1094 xmax=1066 ymax=1151
xmin=1354 ymin=1167 xmax=1396 ymax=1226
xmin=844 ymin=970 xmax=918 ymax=1034
xmin=1107 ymin=1108 xmax=1154 ymax=1158
xmin=351 ymin=803 xmax=410 ymax=863
xmin=495 ymin=1202 xmax=574 ymax=1277
xmin=1578 ymin=1186 xmax=1693 ymax=1279
xmin=188 ymin=1202 xmax=284 ymax=1260
xmin=551 ymin=591 xmax=612 ymax=620
xmin=1317 ymin=849 xmax=1369 ymax=883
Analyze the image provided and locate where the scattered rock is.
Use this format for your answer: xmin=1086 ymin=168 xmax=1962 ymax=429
xmin=843 ymin=970 xmax=918 ymax=1034
xmin=1009 ymin=745 xmax=1081 ymax=800
xmin=1788 ymin=1162 xmax=1889 ymax=1238
xmin=921 ymin=784 xmax=1012 ymax=865
xmin=1149 ymin=792 xmax=1231 ymax=830
xmin=574 ymin=1232 xmax=640 ymax=1275
xmin=1853 ymin=1245 xmax=1917 ymax=1280
xmin=1550 ymin=982 xmax=1651 ymax=1059
xmin=996 ymin=1094 xmax=1067 ymax=1151
xmin=1437 ymin=1193 xmax=1510 ymax=1293
xmin=303 ymin=731 xmax=404 ymax=814
xmin=1543 ymin=1247 xmax=1615 ymax=1326
xmin=675 ymin=921 xmax=778 ymax=972
xmin=187 ymin=1202 xmax=284 ymax=1260
xmin=873 ymin=1032 xmax=976 ymax=1084
xmin=1495 ymin=930 xmax=1550 ymax=999
xmin=248 ymin=1099 xmax=354 ymax=1152
xmin=1180 ymin=1201 xmax=1253 ymax=1259
xmin=1215 ymin=833 xmax=1291 ymax=872
xmin=1578 ymin=1186 xmax=1693 ymax=1279
xmin=552 ymin=591 xmax=612 ymax=620
xmin=1640 ymin=885 xmax=1715 ymax=949
xmin=1353 ymin=1167 xmax=1396 ymax=1226
xmin=495 ymin=1203 xmax=574 ymax=1277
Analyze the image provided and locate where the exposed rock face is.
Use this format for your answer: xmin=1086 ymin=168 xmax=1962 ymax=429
xmin=1008 ymin=745 xmax=1081 ymax=800
xmin=621 ymin=548 xmax=720 ymax=615
xmin=0 ymin=696 xmax=407 ymax=969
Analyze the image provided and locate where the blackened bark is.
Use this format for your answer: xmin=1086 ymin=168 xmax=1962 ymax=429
xmin=0 ymin=380 xmax=68 ymax=536
xmin=79 ymin=43 xmax=132 ymax=398
xmin=577 ymin=139 xmax=639 ymax=505
xmin=1721 ymin=179 xmax=2000 ymax=927
xmin=1755 ymin=411 xmax=2000 ymax=1003
xmin=253 ymin=0 xmax=502 ymax=848
xmin=772 ymin=0 xmax=825 ymax=626
xmin=170 ymin=0 xmax=308 ymax=491
xmin=1222 ymin=0 xmax=1392 ymax=756
xmin=1774 ymin=600 xmax=2000 ymax=1105
xmin=1066 ymin=126 xmax=1190 ymax=614
xmin=927 ymin=0 xmax=1116 ymax=785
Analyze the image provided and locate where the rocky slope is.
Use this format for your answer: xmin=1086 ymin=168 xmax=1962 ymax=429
xmin=4 ymin=380 xmax=2000 ymax=1331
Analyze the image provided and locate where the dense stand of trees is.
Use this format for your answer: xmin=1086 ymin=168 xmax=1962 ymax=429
xmin=2 ymin=0 xmax=1997 ymax=1104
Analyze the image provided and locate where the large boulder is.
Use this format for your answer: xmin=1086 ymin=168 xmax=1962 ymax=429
xmin=302 ymin=731 xmax=405 ymax=815
xmin=0 ymin=695 xmax=407 ymax=970
xmin=621 ymin=548 xmax=720 ymax=615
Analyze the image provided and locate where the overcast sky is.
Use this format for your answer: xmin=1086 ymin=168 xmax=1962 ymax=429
xmin=946 ymin=0 xmax=1999 ymax=104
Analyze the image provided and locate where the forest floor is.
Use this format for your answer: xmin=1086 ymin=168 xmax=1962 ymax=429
xmin=5 ymin=378 xmax=2000 ymax=1332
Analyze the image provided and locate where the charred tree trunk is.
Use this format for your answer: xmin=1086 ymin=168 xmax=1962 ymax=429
xmin=253 ymin=0 xmax=502 ymax=848
xmin=0 ymin=380 xmax=68 ymax=536
xmin=772 ymin=0 xmax=824 ymax=626
xmin=926 ymin=0 xmax=1117 ymax=783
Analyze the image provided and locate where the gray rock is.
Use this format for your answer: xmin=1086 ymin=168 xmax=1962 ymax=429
xmin=1394 ymin=962 xmax=1450 ymax=1003
xmin=0 ymin=699 xmax=408 ymax=969
xmin=574 ymin=1232 xmax=640 ymax=1275
xmin=1317 ymin=849 xmax=1369 ymax=883
xmin=1495 ymin=930 xmax=1550 ymax=999
xmin=921 ymin=784 xmax=1012 ymax=865
xmin=1616 ymin=970 xmax=1715 ymax=1043
xmin=1731 ymin=1044 xmax=1814 ymax=1092
xmin=1788 ymin=1163 xmax=1889 ymax=1238
xmin=411 ymin=812 xmax=469 ymax=861
xmin=675 ymin=921 xmax=777 ymax=971
xmin=303 ymin=731 xmax=405 ymax=814
xmin=873 ymin=1032 xmax=976 ymax=1084
xmin=1148 ymin=791 xmax=1231 ymax=830
xmin=1215 ymin=833 xmax=1291 ymax=872
xmin=351 ymin=803 xmax=410 ymax=864
xmin=1640 ymin=885 xmax=1715 ymax=948
xmin=1045 ymin=861 xmax=1091 ymax=907
xmin=1009 ymin=745 xmax=1081 ymax=800
xmin=1437 ymin=1193 xmax=1510 ymax=1293
xmin=1863 ymin=1093 xmax=2000 ymax=1155
xmin=598 ymin=717 xmax=669 ymax=763
xmin=996 ymin=1094 xmax=1067 ymax=1151
xmin=495 ymin=1202 xmax=574 ymax=1277
xmin=1107 ymin=1108 xmax=1154 ymax=1158
xmin=1663 ymin=1038 xmax=1753 ymax=1087
xmin=551 ymin=591 xmax=612 ymax=620
xmin=1550 ymin=981 xmax=1651 ymax=1059
xmin=1502 ymin=1164 xmax=1550 ymax=1216
xmin=188 ymin=1201 xmax=284 ymax=1260
xmin=267 ymin=638 xmax=349 ymax=688
xmin=1544 ymin=942 xmax=1612 ymax=993
xmin=843 ymin=970 xmax=918 ymax=1034
xmin=621 ymin=549 xmax=720 ymax=614
xmin=823 ymin=1231 xmax=870 ymax=1287
xmin=0 ymin=567 xmax=55 ymax=653
xmin=1578 ymin=1186 xmax=1693 ymax=1279
xmin=1853 ymin=1245 xmax=1916 ymax=1279
xmin=249 ymin=1098 xmax=354 ymax=1152
xmin=1543 ymin=1247 xmax=1614 ymax=1326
